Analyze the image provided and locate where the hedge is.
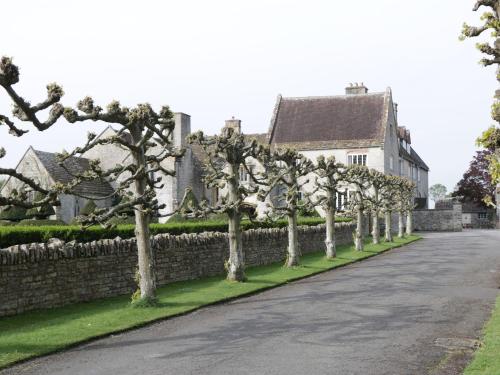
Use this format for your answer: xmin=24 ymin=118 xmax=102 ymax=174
xmin=0 ymin=217 xmax=351 ymax=248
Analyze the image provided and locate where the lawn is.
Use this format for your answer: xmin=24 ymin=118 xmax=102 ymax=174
xmin=0 ymin=235 xmax=420 ymax=370
xmin=463 ymin=295 xmax=500 ymax=375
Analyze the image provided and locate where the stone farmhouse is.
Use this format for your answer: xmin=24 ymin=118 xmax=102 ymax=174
xmin=0 ymin=83 xmax=429 ymax=223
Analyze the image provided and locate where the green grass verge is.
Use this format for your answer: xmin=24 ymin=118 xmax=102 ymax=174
xmin=463 ymin=295 xmax=500 ymax=375
xmin=0 ymin=235 xmax=420 ymax=369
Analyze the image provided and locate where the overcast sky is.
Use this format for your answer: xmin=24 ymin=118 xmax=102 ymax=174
xmin=0 ymin=0 xmax=495 ymax=193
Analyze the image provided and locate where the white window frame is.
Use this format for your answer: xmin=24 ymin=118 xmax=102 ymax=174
xmin=348 ymin=154 xmax=367 ymax=166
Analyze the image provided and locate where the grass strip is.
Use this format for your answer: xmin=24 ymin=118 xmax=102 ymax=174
xmin=463 ymin=295 xmax=500 ymax=375
xmin=0 ymin=235 xmax=420 ymax=369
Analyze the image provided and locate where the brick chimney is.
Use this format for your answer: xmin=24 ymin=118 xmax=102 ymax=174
xmin=225 ymin=116 xmax=241 ymax=133
xmin=345 ymin=82 xmax=368 ymax=95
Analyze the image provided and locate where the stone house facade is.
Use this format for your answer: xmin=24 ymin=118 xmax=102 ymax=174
xmin=264 ymin=83 xmax=429 ymax=210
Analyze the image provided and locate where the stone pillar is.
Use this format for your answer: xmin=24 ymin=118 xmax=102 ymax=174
xmin=452 ymin=203 xmax=463 ymax=232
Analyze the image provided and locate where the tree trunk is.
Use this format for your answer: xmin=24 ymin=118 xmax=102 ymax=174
xmin=226 ymin=163 xmax=245 ymax=281
xmin=325 ymin=205 xmax=336 ymax=259
xmin=406 ymin=210 xmax=413 ymax=236
xmin=131 ymin=133 xmax=156 ymax=301
xmin=372 ymin=187 xmax=380 ymax=244
xmin=385 ymin=210 xmax=393 ymax=242
xmin=372 ymin=211 xmax=380 ymax=244
xmin=286 ymin=210 xmax=300 ymax=267
xmin=135 ymin=206 xmax=156 ymax=300
xmin=398 ymin=210 xmax=405 ymax=238
xmin=355 ymin=206 xmax=364 ymax=251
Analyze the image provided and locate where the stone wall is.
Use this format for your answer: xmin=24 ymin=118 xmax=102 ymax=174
xmin=412 ymin=204 xmax=462 ymax=232
xmin=0 ymin=222 xmax=356 ymax=317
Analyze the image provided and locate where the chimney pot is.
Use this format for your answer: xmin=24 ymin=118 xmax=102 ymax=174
xmin=345 ymin=83 xmax=368 ymax=95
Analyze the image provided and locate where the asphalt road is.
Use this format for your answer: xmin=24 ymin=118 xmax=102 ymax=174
xmin=3 ymin=231 xmax=500 ymax=375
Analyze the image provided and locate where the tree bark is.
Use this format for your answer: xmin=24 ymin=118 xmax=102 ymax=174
xmin=406 ymin=210 xmax=413 ymax=236
xmin=135 ymin=205 xmax=156 ymax=299
xmin=286 ymin=210 xmax=300 ymax=267
xmin=325 ymin=199 xmax=336 ymax=259
xmin=398 ymin=210 xmax=405 ymax=238
xmin=372 ymin=211 xmax=380 ymax=244
xmin=355 ymin=205 xmax=364 ymax=251
xmin=371 ymin=186 xmax=380 ymax=244
xmin=385 ymin=210 xmax=393 ymax=242
xmin=226 ymin=163 xmax=245 ymax=281
xmin=131 ymin=129 xmax=156 ymax=300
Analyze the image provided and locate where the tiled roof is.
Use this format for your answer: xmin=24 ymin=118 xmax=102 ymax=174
xmin=269 ymin=92 xmax=388 ymax=147
xmin=33 ymin=150 xmax=114 ymax=197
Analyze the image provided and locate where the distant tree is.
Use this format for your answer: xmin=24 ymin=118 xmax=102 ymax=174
xmin=429 ymin=184 xmax=447 ymax=203
xmin=460 ymin=1 xmax=500 ymax=185
xmin=259 ymin=148 xmax=316 ymax=266
xmin=187 ymin=127 xmax=266 ymax=281
xmin=452 ymin=150 xmax=496 ymax=207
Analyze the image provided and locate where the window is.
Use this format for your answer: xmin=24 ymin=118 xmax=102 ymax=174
xmin=239 ymin=167 xmax=248 ymax=182
xmin=417 ymin=169 xmax=421 ymax=182
xmin=348 ymin=154 xmax=367 ymax=166
xmin=74 ymin=200 xmax=80 ymax=217
xmin=399 ymin=160 xmax=403 ymax=175
xmin=389 ymin=156 xmax=394 ymax=171
xmin=336 ymin=191 xmax=347 ymax=210
xmin=478 ymin=212 xmax=488 ymax=219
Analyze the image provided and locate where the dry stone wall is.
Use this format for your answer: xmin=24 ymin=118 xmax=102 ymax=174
xmin=0 ymin=222 xmax=356 ymax=317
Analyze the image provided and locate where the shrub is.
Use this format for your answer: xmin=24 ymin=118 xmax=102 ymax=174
xmin=80 ymin=200 xmax=97 ymax=216
xmin=17 ymin=219 xmax=67 ymax=227
xmin=0 ymin=217 xmax=340 ymax=248
xmin=25 ymin=192 xmax=56 ymax=219
xmin=0 ymin=206 xmax=28 ymax=222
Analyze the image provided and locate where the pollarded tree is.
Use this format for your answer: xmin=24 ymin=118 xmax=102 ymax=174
xmin=365 ymin=169 xmax=391 ymax=245
xmin=187 ymin=126 xmax=267 ymax=281
xmin=0 ymin=57 xmax=63 ymax=211
xmin=313 ymin=155 xmax=346 ymax=259
xmin=345 ymin=165 xmax=371 ymax=251
xmin=393 ymin=176 xmax=415 ymax=238
xmin=461 ymin=1 xmax=500 ymax=186
xmin=380 ymin=175 xmax=400 ymax=242
xmin=1 ymin=56 xmax=183 ymax=305
xmin=60 ymin=100 xmax=183 ymax=305
xmin=259 ymin=148 xmax=316 ymax=267
xmin=402 ymin=179 xmax=417 ymax=236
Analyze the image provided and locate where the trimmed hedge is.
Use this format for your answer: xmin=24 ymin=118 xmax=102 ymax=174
xmin=0 ymin=217 xmax=352 ymax=248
